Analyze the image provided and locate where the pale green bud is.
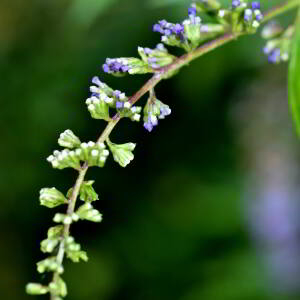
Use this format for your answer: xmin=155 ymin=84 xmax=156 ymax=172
xmin=37 ymin=257 xmax=63 ymax=274
xmin=47 ymin=149 xmax=81 ymax=170
xmin=58 ymin=129 xmax=81 ymax=149
xmin=40 ymin=225 xmax=63 ymax=253
xmin=49 ymin=276 xmax=67 ymax=297
xmin=107 ymin=140 xmax=136 ymax=168
xmin=76 ymin=203 xmax=102 ymax=222
xmin=79 ymin=181 xmax=99 ymax=202
xmin=39 ymin=188 xmax=68 ymax=208
xmin=26 ymin=283 xmax=49 ymax=295
xmin=53 ymin=213 xmax=76 ymax=225
xmin=86 ymin=96 xmax=110 ymax=121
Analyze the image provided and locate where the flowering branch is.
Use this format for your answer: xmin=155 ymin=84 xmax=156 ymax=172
xmin=26 ymin=1 xmax=300 ymax=299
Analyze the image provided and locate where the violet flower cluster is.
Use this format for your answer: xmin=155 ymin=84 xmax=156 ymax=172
xmin=87 ymin=76 xmax=141 ymax=122
xmin=143 ymin=95 xmax=171 ymax=132
xmin=262 ymin=22 xmax=294 ymax=64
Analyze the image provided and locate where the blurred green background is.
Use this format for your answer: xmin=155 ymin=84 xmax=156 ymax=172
xmin=1 ymin=0 xmax=300 ymax=299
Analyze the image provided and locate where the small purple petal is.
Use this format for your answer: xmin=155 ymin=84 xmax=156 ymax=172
xmin=159 ymin=20 xmax=168 ymax=27
xmin=244 ymin=14 xmax=252 ymax=22
xmin=116 ymin=101 xmax=124 ymax=109
xmin=121 ymin=65 xmax=129 ymax=72
xmin=252 ymin=1 xmax=260 ymax=9
xmin=256 ymin=13 xmax=263 ymax=21
xmin=103 ymin=64 xmax=110 ymax=73
xmin=92 ymin=76 xmax=101 ymax=86
xmin=268 ymin=48 xmax=280 ymax=64
xmin=153 ymin=24 xmax=162 ymax=32
xmin=143 ymin=122 xmax=153 ymax=132
xmin=114 ymin=90 xmax=121 ymax=98
xmin=144 ymin=48 xmax=152 ymax=55
xmin=188 ymin=7 xmax=197 ymax=17
xmin=232 ymin=0 xmax=241 ymax=8
xmin=148 ymin=57 xmax=157 ymax=63
xmin=164 ymin=29 xmax=172 ymax=36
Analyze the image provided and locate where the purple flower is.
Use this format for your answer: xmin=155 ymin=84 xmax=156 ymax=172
xmin=256 ymin=13 xmax=263 ymax=21
xmin=143 ymin=121 xmax=153 ymax=132
xmin=116 ymin=101 xmax=124 ymax=109
xmin=153 ymin=24 xmax=163 ymax=33
xmin=188 ymin=7 xmax=197 ymax=17
xmin=102 ymin=58 xmax=130 ymax=74
xmin=92 ymin=76 xmax=102 ymax=86
xmin=144 ymin=48 xmax=152 ymax=55
xmin=172 ymin=24 xmax=184 ymax=35
xmin=252 ymin=1 xmax=260 ymax=9
xmin=103 ymin=64 xmax=110 ymax=73
xmin=232 ymin=0 xmax=241 ymax=8
xmin=268 ymin=48 xmax=280 ymax=64
xmin=159 ymin=20 xmax=168 ymax=27
xmin=159 ymin=106 xmax=171 ymax=119
xmin=114 ymin=90 xmax=121 ymax=98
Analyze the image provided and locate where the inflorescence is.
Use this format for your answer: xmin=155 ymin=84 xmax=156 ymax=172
xmin=27 ymin=0 xmax=297 ymax=298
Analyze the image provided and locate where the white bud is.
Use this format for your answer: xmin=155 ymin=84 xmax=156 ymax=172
xmin=124 ymin=102 xmax=131 ymax=108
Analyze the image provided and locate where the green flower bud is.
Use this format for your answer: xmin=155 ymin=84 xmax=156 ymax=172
xmin=86 ymin=96 xmax=110 ymax=121
xmin=107 ymin=140 xmax=136 ymax=168
xmin=37 ymin=257 xmax=63 ymax=274
xmin=26 ymin=283 xmax=49 ymax=295
xmin=138 ymin=44 xmax=176 ymax=69
xmin=47 ymin=149 xmax=81 ymax=170
xmin=53 ymin=213 xmax=76 ymax=225
xmin=76 ymin=203 xmax=102 ymax=222
xmin=39 ymin=188 xmax=68 ymax=208
xmin=40 ymin=225 xmax=63 ymax=253
xmin=58 ymin=129 xmax=81 ymax=149
xmin=49 ymin=276 xmax=67 ymax=297
xmin=77 ymin=142 xmax=109 ymax=168
xmin=65 ymin=236 xmax=88 ymax=263
xmin=79 ymin=181 xmax=99 ymax=202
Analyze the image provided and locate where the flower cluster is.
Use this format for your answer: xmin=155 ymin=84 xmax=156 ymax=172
xmin=86 ymin=76 xmax=141 ymax=122
xmin=103 ymin=57 xmax=152 ymax=75
xmin=153 ymin=8 xmax=202 ymax=51
xmin=47 ymin=140 xmax=109 ymax=170
xmin=143 ymin=91 xmax=171 ymax=132
xmin=215 ymin=0 xmax=264 ymax=32
xmin=262 ymin=22 xmax=293 ymax=64
xmin=138 ymin=43 xmax=176 ymax=69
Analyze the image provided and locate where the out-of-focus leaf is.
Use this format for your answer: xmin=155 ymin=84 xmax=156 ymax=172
xmin=288 ymin=13 xmax=300 ymax=135
xmin=67 ymin=0 xmax=118 ymax=27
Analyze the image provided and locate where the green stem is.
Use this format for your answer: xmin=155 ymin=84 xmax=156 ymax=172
xmin=262 ymin=0 xmax=300 ymax=23
xmin=50 ymin=1 xmax=300 ymax=298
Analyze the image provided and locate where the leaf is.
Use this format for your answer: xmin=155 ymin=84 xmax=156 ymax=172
xmin=288 ymin=14 xmax=300 ymax=135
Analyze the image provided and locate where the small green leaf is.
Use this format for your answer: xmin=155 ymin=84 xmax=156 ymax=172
xmin=58 ymin=129 xmax=81 ymax=149
xmin=79 ymin=181 xmax=99 ymax=202
xmin=288 ymin=15 xmax=300 ymax=135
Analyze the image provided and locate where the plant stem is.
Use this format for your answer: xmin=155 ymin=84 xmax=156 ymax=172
xmin=50 ymin=1 xmax=300 ymax=298
xmin=262 ymin=0 xmax=300 ymax=23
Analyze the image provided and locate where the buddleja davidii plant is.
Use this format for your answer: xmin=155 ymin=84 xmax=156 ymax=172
xmin=26 ymin=0 xmax=300 ymax=299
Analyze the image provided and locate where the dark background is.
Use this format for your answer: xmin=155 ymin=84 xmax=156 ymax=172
xmin=1 ymin=0 xmax=300 ymax=299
